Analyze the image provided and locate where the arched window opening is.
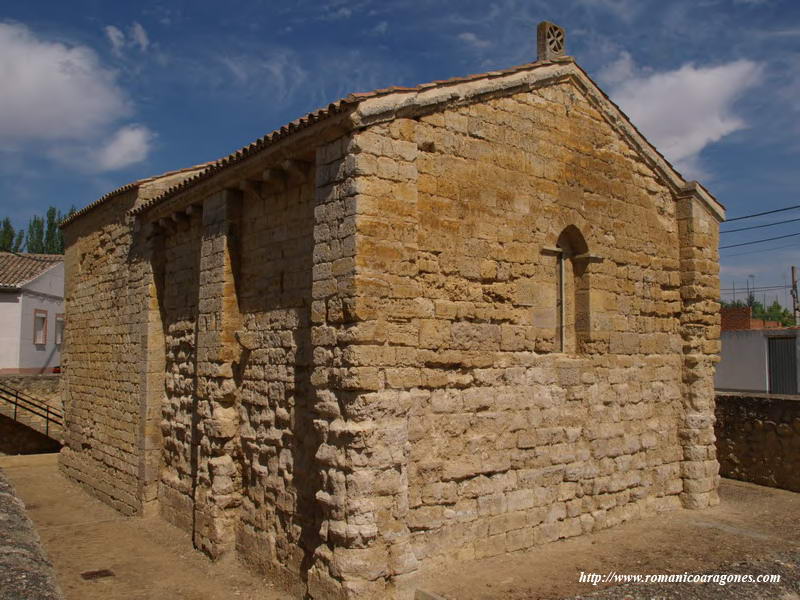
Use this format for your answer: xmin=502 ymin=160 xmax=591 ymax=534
xmin=555 ymin=226 xmax=591 ymax=354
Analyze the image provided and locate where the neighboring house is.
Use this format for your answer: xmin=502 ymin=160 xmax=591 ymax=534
xmin=0 ymin=252 xmax=64 ymax=374
xmin=58 ymin=24 xmax=724 ymax=600
xmin=716 ymin=307 xmax=799 ymax=394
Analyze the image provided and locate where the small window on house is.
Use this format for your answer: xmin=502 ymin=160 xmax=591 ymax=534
xmin=555 ymin=226 xmax=591 ymax=354
xmin=55 ymin=314 xmax=65 ymax=346
xmin=34 ymin=310 xmax=47 ymax=346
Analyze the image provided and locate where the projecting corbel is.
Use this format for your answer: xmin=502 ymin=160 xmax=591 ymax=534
xmin=158 ymin=217 xmax=176 ymax=234
xmin=262 ymin=167 xmax=288 ymax=191
xmin=282 ymin=159 xmax=312 ymax=184
xmin=238 ymin=179 xmax=264 ymax=198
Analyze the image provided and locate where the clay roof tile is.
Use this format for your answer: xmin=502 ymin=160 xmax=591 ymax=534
xmin=0 ymin=252 xmax=62 ymax=290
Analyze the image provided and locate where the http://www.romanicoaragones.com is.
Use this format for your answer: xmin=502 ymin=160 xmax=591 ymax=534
xmin=579 ymin=570 xmax=782 ymax=586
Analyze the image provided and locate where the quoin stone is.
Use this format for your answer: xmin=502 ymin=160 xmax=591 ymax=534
xmin=59 ymin=23 xmax=724 ymax=600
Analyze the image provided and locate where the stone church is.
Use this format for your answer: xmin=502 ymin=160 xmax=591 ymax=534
xmin=59 ymin=23 xmax=724 ymax=600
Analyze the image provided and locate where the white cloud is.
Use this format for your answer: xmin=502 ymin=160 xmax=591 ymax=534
xmin=458 ymin=32 xmax=491 ymax=49
xmin=103 ymin=22 xmax=150 ymax=57
xmin=93 ymin=124 xmax=154 ymax=171
xmin=371 ymin=21 xmax=388 ymax=35
xmin=598 ymin=50 xmax=634 ymax=85
xmin=104 ymin=25 xmax=125 ymax=57
xmin=604 ymin=56 xmax=762 ymax=179
xmin=0 ymin=22 xmax=130 ymax=143
xmin=218 ymin=50 xmax=309 ymax=102
xmin=576 ymin=0 xmax=641 ymax=22
xmin=130 ymin=22 xmax=149 ymax=52
xmin=0 ymin=22 xmax=152 ymax=171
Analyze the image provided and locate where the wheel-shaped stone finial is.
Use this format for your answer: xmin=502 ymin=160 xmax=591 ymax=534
xmin=537 ymin=21 xmax=566 ymax=61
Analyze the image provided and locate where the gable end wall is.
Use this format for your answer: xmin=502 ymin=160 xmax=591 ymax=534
xmin=326 ymin=80 xmax=720 ymax=596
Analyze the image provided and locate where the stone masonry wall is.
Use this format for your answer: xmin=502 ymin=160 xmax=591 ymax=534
xmin=0 ymin=375 xmax=61 ymax=410
xmin=156 ymin=211 xmax=202 ymax=531
xmin=59 ymin=166 xmax=212 ymax=517
xmin=715 ymin=393 xmax=800 ymax=492
xmin=326 ymin=81 xmax=719 ymax=596
xmin=60 ymin=190 xmax=146 ymax=515
xmin=234 ymin=170 xmax=318 ymax=593
xmin=59 ymin=74 xmax=722 ymax=600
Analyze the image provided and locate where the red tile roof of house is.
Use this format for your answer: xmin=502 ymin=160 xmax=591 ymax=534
xmin=0 ymin=252 xmax=63 ymax=290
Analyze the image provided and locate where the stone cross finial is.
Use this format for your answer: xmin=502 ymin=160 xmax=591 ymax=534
xmin=537 ymin=21 xmax=566 ymax=61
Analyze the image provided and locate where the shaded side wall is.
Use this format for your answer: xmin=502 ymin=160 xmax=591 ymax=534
xmin=715 ymin=393 xmax=800 ymax=492
xmin=234 ymin=170 xmax=317 ymax=592
xmin=0 ymin=293 xmax=21 ymax=371
xmin=59 ymin=190 xmax=147 ymax=515
xmin=157 ymin=212 xmax=202 ymax=530
xmin=0 ymin=415 xmax=62 ymax=455
xmin=331 ymin=81 xmax=720 ymax=595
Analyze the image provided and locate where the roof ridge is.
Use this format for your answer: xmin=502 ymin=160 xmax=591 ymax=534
xmin=129 ymin=58 xmax=574 ymax=217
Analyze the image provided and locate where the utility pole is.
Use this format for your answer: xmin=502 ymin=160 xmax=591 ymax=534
xmin=791 ymin=266 xmax=799 ymax=325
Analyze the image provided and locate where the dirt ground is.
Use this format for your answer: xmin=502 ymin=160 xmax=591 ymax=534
xmin=0 ymin=453 xmax=290 ymax=600
xmin=417 ymin=479 xmax=800 ymax=600
xmin=2 ymin=452 xmax=799 ymax=600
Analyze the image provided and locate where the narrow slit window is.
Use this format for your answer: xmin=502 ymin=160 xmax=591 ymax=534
xmin=555 ymin=226 xmax=591 ymax=354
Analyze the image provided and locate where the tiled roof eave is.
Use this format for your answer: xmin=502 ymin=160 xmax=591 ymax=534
xmin=0 ymin=253 xmax=63 ymax=288
xmin=60 ymin=163 xmax=215 ymax=229
xmin=130 ymin=59 xmax=580 ymax=220
xmin=69 ymin=53 xmax=722 ymax=227
xmin=130 ymin=103 xmax=358 ymax=219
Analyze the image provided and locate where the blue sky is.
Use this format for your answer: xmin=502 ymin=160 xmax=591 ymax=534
xmin=1 ymin=0 xmax=799 ymax=305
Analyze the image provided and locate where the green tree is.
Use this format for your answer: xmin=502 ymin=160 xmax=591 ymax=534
xmin=25 ymin=215 xmax=45 ymax=253
xmin=0 ymin=218 xmax=24 ymax=252
xmin=0 ymin=206 xmax=74 ymax=255
xmin=720 ymin=297 xmax=796 ymax=326
xmin=43 ymin=206 xmax=61 ymax=254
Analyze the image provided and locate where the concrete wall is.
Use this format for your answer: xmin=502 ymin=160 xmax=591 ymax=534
xmin=715 ymin=330 xmax=768 ymax=392
xmin=715 ymin=329 xmax=800 ymax=393
xmin=715 ymin=393 xmax=800 ymax=492
xmin=0 ymin=292 xmax=21 ymax=371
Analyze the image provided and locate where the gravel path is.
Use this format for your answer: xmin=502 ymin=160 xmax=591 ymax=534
xmin=0 ymin=467 xmax=63 ymax=600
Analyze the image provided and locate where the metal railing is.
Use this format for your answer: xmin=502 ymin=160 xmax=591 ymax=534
xmin=0 ymin=381 xmax=63 ymax=439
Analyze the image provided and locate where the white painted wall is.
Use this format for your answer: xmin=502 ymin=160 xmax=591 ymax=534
xmin=716 ymin=329 xmax=800 ymax=393
xmin=0 ymin=292 xmax=21 ymax=370
xmin=17 ymin=264 xmax=64 ymax=373
xmin=715 ymin=330 xmax=768 ymax=392
xmin=25 ymin=262 xmax=63 ymax=297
